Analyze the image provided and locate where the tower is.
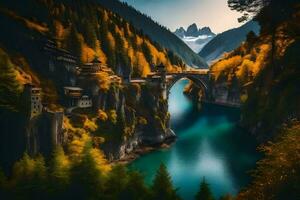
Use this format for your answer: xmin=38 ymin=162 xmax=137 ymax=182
xmin=156 ymin=64 xmax=167 ymax=100
xmin=24 ymin=84 xmax=43 ymax=119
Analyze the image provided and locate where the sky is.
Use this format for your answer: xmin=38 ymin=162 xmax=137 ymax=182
xmin=121 ymin=0 xmax=244 ymax=34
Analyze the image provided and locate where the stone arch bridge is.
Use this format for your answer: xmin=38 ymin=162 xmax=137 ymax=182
xmin=130 ymin=69 xmax=211 ymax=101
xmin=164 ymin=70 xmax=210 ymax=93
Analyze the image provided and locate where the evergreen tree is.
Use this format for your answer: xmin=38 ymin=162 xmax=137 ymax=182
xmin=0 ymin=48 xmax=22 ymax=111
xmin=9 ymin=153 xmax=48 ymax=200
xmin=151 ymin=163 xmax=181 ymax=200
xmin=50 ymin=146 xmax=71 ymax=188
xmin=0 ymin=168 xmax=6 ymax=199
xmin=104 ymin=164 xmax=128 ymax=199
xmin=123 ymin=171 xmax=150 ymax=200
xmin=68 ymin=146 xmax=105 ymax=200
xmin=66 ymin=25 xmax=82 ymax=59
xmin=195 ymin=178 xmax=215 ymax=200
xmin=83 ymin=21 xmax=97 ymax=49
xmin=219 ymin=194 xmax=234 ymax=200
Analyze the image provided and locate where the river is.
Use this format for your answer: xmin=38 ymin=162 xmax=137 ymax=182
xmin=129 ymin=79 xmax=260 ymax=199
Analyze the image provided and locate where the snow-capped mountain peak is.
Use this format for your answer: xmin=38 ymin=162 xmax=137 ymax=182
xmin=174 ymin=23 xmax=215 ymax=53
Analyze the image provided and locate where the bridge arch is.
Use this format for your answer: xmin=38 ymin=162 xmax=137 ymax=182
xmin=166 ymin=74 xmax=209 ymax=98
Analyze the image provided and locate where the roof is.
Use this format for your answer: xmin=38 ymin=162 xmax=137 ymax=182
xmin=92 ymin=57 xmax=101 ymax=63
xmin=157 ymin=63 xmax=165 ymax=68
xmin=64 ymin=87 xmax=83 ymax=91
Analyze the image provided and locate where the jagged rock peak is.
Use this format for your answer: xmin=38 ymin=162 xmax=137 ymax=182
xmin=186 ymin=23 xmax=199 ymax=37
xmin=174 ymin=23 xmax=215 ymax=38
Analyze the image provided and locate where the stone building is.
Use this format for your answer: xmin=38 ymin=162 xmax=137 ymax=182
xmin=24 ymin=84 xmax=43 ymax=119
xmin=63 ymin=87 xmax=83 ymax=107
xmin=78 ymin=58 xmax=114 ymax=77
xmin=78 ymin=95 xmax=93 ymax=108
xmin=43 ymin=39 xmax=78 ymax=86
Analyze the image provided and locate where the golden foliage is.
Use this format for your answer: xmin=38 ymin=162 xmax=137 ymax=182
xmin=95 ymin=40 xmax=107 ymax=64
xmin=68 ymin=133 xmax=90 ymax=161
xmin=96 ymin=71 xmax=111 ymax=91
xmin=89 ymin=148 xmax=111 ymax=173
xmin=136 ymin=35 xmax=144 ymax=46
xmin=98 ymin=109 xmax=108 ymax=121
xmin=136 ymin=51 xmax=151 ymax=77
xmin=63 ymin=117 xmax=110 ymax=173
xmin=12 ymin=153 xmax=36 ymax=181
xmin=252 ymin=44 xmax=270 ymax=76
xmin=0 ymin=8 xmax=48 ymax=33
xmin=138 ymin=117 xmax=148 ymax=125
xmin=211 ymin=55 xmax=243 ymax=80
xmin=108 ymin=110 xmax=117 ymax=124
xmin=107 ymin=32 xmax=116 ymax=51
xmin=237 ymin=123 xmax=300 ymax=200
xmin=83 ymin=117 xmax=98 ymax=132
xmin=236 ymin=59 xmax=254 ymax=80
xmin=81 ymin=42 xmax=96 ymax=63
xmin=125 ymin=22 xmax=133 ymax=37
xmin=53 ymin=20 xmax=65 ymax=39
xmin=211 ymin=41 xmax=271 ymax=84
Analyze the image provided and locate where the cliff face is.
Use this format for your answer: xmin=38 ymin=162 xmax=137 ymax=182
xmin=0 ymin=0 xmax=182 ymax=165
xmin=95 ymin=82 xmax=174 ymax=161
xmin=184 ymin=79 xmax=241 ymax=108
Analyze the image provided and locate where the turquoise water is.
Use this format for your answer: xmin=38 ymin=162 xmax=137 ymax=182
xmin=129 ymin=80 xmax=259 ymax=199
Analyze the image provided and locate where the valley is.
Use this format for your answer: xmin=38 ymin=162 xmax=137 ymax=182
xmin=0 ymin=0 xmax=299 ymax=200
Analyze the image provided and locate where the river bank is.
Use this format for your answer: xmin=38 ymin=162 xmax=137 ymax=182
xmin=112 ymin=130 xmax=177 ymax=165
xmin=128 ymin=80 xmax=260 ymax=200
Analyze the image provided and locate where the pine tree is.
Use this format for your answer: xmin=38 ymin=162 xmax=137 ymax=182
xmin=0 ymin=48 xmax=22 ymax=110
xmin=195 ymin=177 xmax=215 ymax=200
xmin=83 ymin=21 xmax=97 ymax=49
xmin=123 ymin=171 xmax=150 ymax=200
xmin=0 ymin=168 xmax=6 ymax=199
xmin=50 ymin=146 xmax=71 ymax=187
xmin=151 ymin=163 xmax=181 ymax=200
xmin=104 ymin=165 xmax=129 ymax=199
xmin=69 ymin=146 xmax=105 ymax=200
xmin=219 ymin=193 xmax=234 ymax=200
xmin=66 ymin=25 xmax=82 ymax=59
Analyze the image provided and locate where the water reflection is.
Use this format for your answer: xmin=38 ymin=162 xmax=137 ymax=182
xmin=129 ymin=80 xmax=259 ymax=199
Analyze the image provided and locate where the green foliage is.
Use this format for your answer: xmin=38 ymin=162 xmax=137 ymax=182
xmin=0 ymin=48 xmax=22 ymax=111
xmin=65 ymin=25 xmax=82 ymax=59
xmin=1 ymin=149 xmax=181 ymax=200
xmin=219 ymin=194 xmax=234 ymax=200
xmin=0 ymin=168 xmax=6 ymax=200
xmin=104 ymin=165 xmax=128 ymax=199
xmin=123 ymin=170 xmax=150 ymax=200
xmin=237 ymin=123 xmax=300 ymax=200
xmin=9 ymin=153 xmax=48 ymax=199
xmin=68 ymin=146 xmax=105 ymax=200
xmin=242 ymin=39 xmax=300 ymax=137
xmin=50 ymin=146 xmax=71 ymax=188
xmin=195 ymin=178 xmax=215 ymax=200
xmin=151 ymin=163 xmax=181 ymax=200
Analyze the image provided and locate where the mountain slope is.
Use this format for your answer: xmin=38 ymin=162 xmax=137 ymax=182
xmin=0 ymin=0 xmax=186 ymax=79
xmin=174 ymin=23 xmax=215 ymax=53
xmin=96 ymin=0 xmax=208 ymax=68
xmin=199 ymin=21 xmax=260 ymax=63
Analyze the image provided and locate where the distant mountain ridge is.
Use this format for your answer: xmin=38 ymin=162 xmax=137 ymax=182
xmin=96 ymin=0 xmax=208 ymax=68
xmin=174 ymin=23 xmax=215 ymax=38
xmin=174 ymin=23 xmax=216 ymax=53
xmin=199 ymin=21 xmax=260 ymax=64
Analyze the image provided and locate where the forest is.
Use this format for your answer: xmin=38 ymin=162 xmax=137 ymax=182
xmin=0 ymin=0 xmax=299 ymax=199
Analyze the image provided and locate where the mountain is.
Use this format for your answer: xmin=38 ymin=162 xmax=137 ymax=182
xmin=174 ymin=23 xmax=216 ymax=53
xmin=0 ymin=0 xmax=187 ymax=79
xmin=96 ymin=0 xmax=208 ymax=68
xmin=199 ymin=21 xmax=260 ymax=64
